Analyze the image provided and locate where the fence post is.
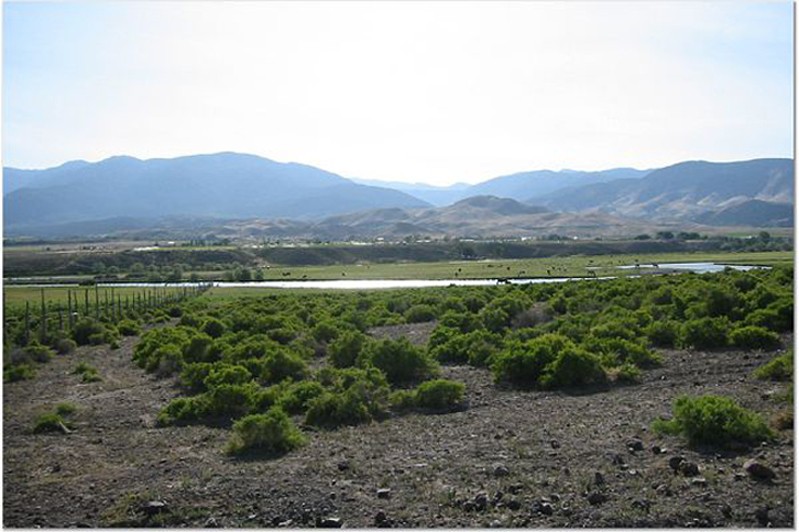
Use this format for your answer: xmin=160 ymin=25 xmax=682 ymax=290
xmin=40 ymin=288 xmax=47 ymax=343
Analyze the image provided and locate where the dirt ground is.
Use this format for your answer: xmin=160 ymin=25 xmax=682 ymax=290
xmin=3 ymin=326 xmax=793 ymax=528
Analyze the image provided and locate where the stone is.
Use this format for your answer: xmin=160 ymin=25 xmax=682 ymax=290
xmin=377 ymin=488 xmax=392 ymax=499
xmin=627 ymin=439 xmax=644 ymax=452
xmin=494 ymin=465 xmax=510 ymax=477
xmin=203 ymin=517 xmax=219 ymax=528
xmin=651 ymin=445 xmax=663 ymax=455
xmin=754 ymin=507 xmax=770 ymax=526
xmin=691 ymin=477 xmax=707 ymax=487
xmin=594 ymin=472 xmax=605 ymax=486
xmin=538 ymin=502 xmax=554 ymax=516
xmin=679 ymin=462 xmax=700 ymax=477
xmin=319 ymin=517 xmax=343 ymax=528
xmin=507 ymin=499 xmax=521 ymax=511
xmin=611 ymin=453 xmax=625 ymax=466
xmin=337 ymin=461 xmax=350 ymax=471
xmin=550 ymin=440 xmax=561 ymax=449
xmin=474 ymin=492 xmax=489 ymax=510
xmin=668 ymin=456 xmax=684 ymax=471
xmin=374 ymin=510 xmax=387 ymax=526
xmin=140 ymin=501 xmax=168 ymax=516
xmin=587 ymin=492 xmax=607 ymax=505
xmin=744 ymin=459 xmax=776 ymax=481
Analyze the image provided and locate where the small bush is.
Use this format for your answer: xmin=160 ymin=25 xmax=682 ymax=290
xmin=328 ymin=330 xmax=367 ymax=369
xmin=202 ymin=318 xmax=226 ymax=339
xmin=730 ymin=326 xmax=781 ymax=351
xmin=679 ymin=317 xmax=729 ymax=350
xmin=754 ymin=352 xmax=793 ymax=381
xmin=157 ymin=395 xmax=211 ymax=425
xmin=608 ymin=362 xmax=642 ymax=384
xmin=306 ymin=367 xmax=390 ymax=428
xmin=492 ymin=334 xmax=572 ymax=387
xmin=54 ymin=338 xmax=77 ymax=355
xmin=364 ymin=338 xmax=438 ymax=385
xmin=652 ymin=394 xmax=773 ymax=447
xmin=23 ymin=342 xmax=54 ymax=363
xmin=277 ymin=381 xmax=326 ymax=415
xmin=226 ymin=408 xmax=306 ymax=456
xmin=389 ymin=389 xmax=417 ymax=411
xmin=117 ymin=319 xmax=142 ymax=336
xmin=73 ymin=318 xmax=107 ymax=346
xmin=404 ymin=304 xmax=437 ymax=323
xmin=180 ymin=362 xmax=219 ymax=393
xmin=414 ymin=379 xmax=465 ymax=410
xmin=33 ymin=412 xmax=72 ymax=434
xmin=311 ymin=320 xmax=340 ymax=343
xmin=73 ymin=361 xmax=101 ymax=382
xmin=645 ymin=320 xmax=680 ymax=348
xmin=204 ymin=365 xmax=252 ymax=389
xmin=539 ymin=347 xmax=606 ymax=389
xmin=55 ymin=402 xmax=77 ymax=416
xmin=4 ymin=363 xmax=36 ymax=382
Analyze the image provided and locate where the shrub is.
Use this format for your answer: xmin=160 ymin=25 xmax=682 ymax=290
xmin=312 ymin=320 xmax=340 ymax=343
xmin=4 ymin=363 xmax=36 ymax=382
xmin=204 ymin=364 xmax=252 ymax=389
xmin=583 ymin=337 xmax=662 ymax=369
xmin=539 ymin=347 xmax=606 ymax=389
xmin=202 ymin=318 xmax=226 ymax=339
xmin=645 ymin=320 xmax=680 ymax=348
xmin=414 ymin=379 xmax=465 ymax=410
xmin=33 ymin=412 xmax=72 ymax=434
xmin=306 ymin=367 xmax=390 ymax=428
xmin=652 ymin=394 xmax=773 ymax=447
xmin=730 ymin=326 xmax=781 ymax=351
xmin=54 ymin=338 xmax=77 ymax=355
xmin=328 ymin=330 xmax=367 ymax=369
xmin=608 ymin=362 xmax=641 ymax=384
xmin=389 ymin=389 xmax=417 ymax=411
xmin=404 ymin=304 xmax=437 ymax=323
xmin=260 ymin=349 xmax=309 ymax=384
xmin=277 ymin=381 xmax=326 ymax=415
xmin=180 ymin=362 xmax=219 ymax=393
xmin=157 ymin=395 xmax=211 ymax=425
xmin=754 ymin=352 xmax=793 ymax=381
xmin=226 ymin=408 xmax=306 ymax=456
xmin=117 ymin=319 xmax=142 ymax=336
xmin=183 ymin=334 xmax=214 ymax=363
xmin=73 ymin=318 xmax=108 ymax=346
xmin=204 ymin=382 xmax=261 ymax=418
xmin=73 ymin=362 xmax=101 ymax=382
xmin=55 ymin=402 xmax=77 ymax=416
xmin=679 ymin=317 xmax=729 ymax=350
xmin=492 ymin=334 xmax=572 ymax=387
xmin=23 ymin=342 xmax=53 ymax=363
xmin=364 ymin=338 xmax=438 ymax=385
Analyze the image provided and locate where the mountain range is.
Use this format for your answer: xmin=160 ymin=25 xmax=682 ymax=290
xmin=3 ymin=153 xmax=793 ymax=238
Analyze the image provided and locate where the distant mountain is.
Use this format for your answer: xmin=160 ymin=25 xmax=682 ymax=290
xmin=539 ymin=159 xmax=794 ymax=221
xmin=353 ymin=168 xmax=651 ymax=206
xmin=694 ymin=200 xmax=793 ymax=227
xmin=3 ymin=152 xmax=430 ymax=227
xmin=309 ymin=195 xmax=660 ymax=240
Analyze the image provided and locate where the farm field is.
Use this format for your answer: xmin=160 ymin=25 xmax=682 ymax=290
xmin=2 ymin=264 xmax=794 ymax=527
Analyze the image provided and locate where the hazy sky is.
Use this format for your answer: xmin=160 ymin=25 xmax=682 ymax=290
xmin=3 ymin=1 xmax=793 ymax=185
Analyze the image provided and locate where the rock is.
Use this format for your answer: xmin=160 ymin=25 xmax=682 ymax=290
xmin=587 ymin=492 xmax=607 ymax=505
xmin=691 ymin=477 xmax=707 ymax=487
xmin=651 ymin=445 xmax=663 ymax=455
xmin=627 ymin=439 xmax=644 ymax=452
xmin=489 ymin=520 xmax=503 ymax=528
xmin=754 ymin=507 xmax=770 ymax=526
xmin=374 ymin=510 xmax=387 ymax=526
xmin=493 ymin=465 xmax=510 ymax=477
xmin=474 ymin=492 xmax=489 ymax=511
xmin=668 ymin=456 xmax=684 ymax=471
xmin=203 ymin=517 xmax=219 ymax=528
xmin=507 ymin=499 xmax=521 ymax=511
xmin=508 ymin=484 xmax=524 ymax=495
xmin=377 ymin=488 xmax=392 ymax=499
xmin=611 ymin=453 xmax=625 ymax=466
xmin=538 ymin=502 xmax=554 ymax=516
xmin=733 ymin=472 xmax=746 ymax=481
xmin=550 ymin=440 xmax=560 ymax=449
xmin=744 ymin=459 xmax=776 ymax=481
xmin=679 ymin=462 xmax=700 ymax=477
xmin=140 ymin=500 xmax=168 ymax=516
xmin=594 ymin=472 xmax=605 ymax=486
xmin=632 ymin=499 xmax=650 ymax=512
xmin=319 ymin=517 xmax=343 ymax=528
xmin=337 ymin=461 xmax=350 ymax=471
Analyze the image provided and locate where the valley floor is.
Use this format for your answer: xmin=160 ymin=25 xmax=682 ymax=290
xmin=3 ymin=326 xmax=793 ymax=527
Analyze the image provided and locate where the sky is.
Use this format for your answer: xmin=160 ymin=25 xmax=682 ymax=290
xmin=2 ymin=1 xmax=794 ymax=186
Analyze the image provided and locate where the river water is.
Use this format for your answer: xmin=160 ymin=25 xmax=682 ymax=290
xmin=6 ymin=262 xmax=764 ymax=290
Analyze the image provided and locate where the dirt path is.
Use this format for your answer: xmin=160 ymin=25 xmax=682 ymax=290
xmin=3 ymin=330 xmax=794 ymax=527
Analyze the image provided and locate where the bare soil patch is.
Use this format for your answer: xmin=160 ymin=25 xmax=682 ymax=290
xmin=3 ymin=328 xmax=793 ymax=527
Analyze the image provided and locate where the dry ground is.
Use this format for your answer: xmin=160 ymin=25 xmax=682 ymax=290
xmin=3 ymin=326 xmax=793 ymax=528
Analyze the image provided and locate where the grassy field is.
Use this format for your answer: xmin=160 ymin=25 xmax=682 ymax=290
xmin=3 ymin=286 xmax=190 ymax=310
xmin=216 ymin=250 xmax=794 ymax=281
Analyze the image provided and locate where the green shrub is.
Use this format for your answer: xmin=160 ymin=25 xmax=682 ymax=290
xmin=306 ymin=367 xmax=390 ymax=428
xmin=277 ymin=381 xmax=326 ymax=415
xmin=259 ymin=349 xmax=309 ymax=384
xmin=609 ymin=362 xmax=642 ymax=384
xmin=157 ymin=395 xmax=210 ymax=425
xmin=204 ymin=382 xmax=261 ymax=418
xmin=202 ymin=318 xmax=226 ymax=339
xmin=404 ymin=304 xmax=437 ymax=323
xmin=33 ymin=412 xmax=72 ymax=434
xmin=645 ymin=320 xmax=680 ymax=348
xmin=414 ymin=379 xmax=465 ymax=410
xmin=204 ymin=365 xmax=252 ymax=389
xmin=73 ymin=318 xmax=106 ymax=345
xmin=754 ymin=352 xmax=793 ymax=381
xmin=226 ymin=408 xmax=306 ymax=456
xmin=492 ymin=334 xmax=572 ymax=387
xmin=55 ymin=402 xmax=77 ymax=416
xmin=652 ymin=394 xmax=773 ymax=447
xmin=389 ymin=389 xmax=416 ymax=411
xmin=23 ymin=342 xmax=53 ymax=363
xmin=539 ymin=347 xmax=606 ymax=389
xmin=583 ymin=337 xmax=662 ymax=369
xmin=730 ymin=326 xmax=781 ymax=351
xmin=180 ymin=362 xmax=219 ymax=393
xmin=117 ymin=319 xmax=142 ymax=336
xmin=4 ymin=363 xmax=36 ymax=382
xmin=364 ymin=338 xmax=438 ymax=385
xmin=73 ymin=362 xmax=101 ymax=382
xmin=328 ymin=330 xmax=367 ymax=368
xmin=679 ymin=317 xmax=730 ymax=350
xmin=183 ymin=334 xmax=214 ymax=363
xmin=54 ymin=338 xmax=77 ymax=355
xmin=312 ymin=320 xmax=340 ymax=343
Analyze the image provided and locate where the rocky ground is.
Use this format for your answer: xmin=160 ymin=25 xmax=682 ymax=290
xmin=3 ymin=325 xmax=794 ymax=528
